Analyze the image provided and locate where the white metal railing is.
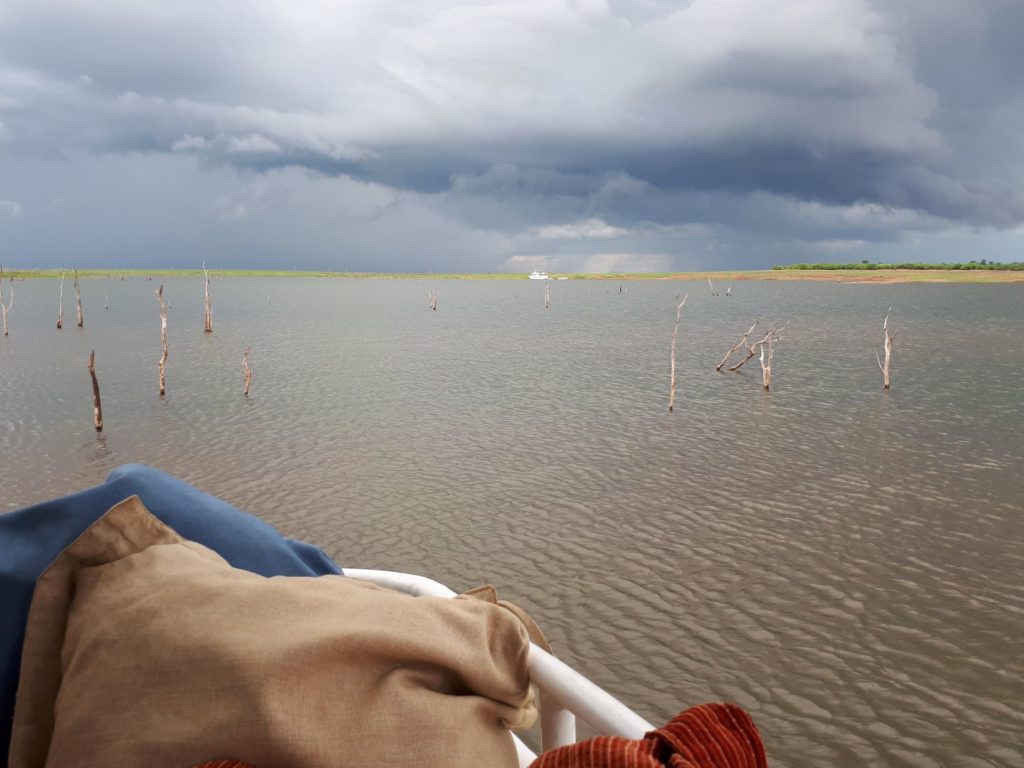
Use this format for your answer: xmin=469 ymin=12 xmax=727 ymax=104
xmin=344 ymin=569 xmax=655 ymax=767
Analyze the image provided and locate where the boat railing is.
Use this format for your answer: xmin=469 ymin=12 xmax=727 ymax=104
xmin=344 ymin=569 xmax=655 ymax=767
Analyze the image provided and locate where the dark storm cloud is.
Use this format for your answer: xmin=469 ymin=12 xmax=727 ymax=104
xmin=1 ymin=0 xmax=1022 ymax=270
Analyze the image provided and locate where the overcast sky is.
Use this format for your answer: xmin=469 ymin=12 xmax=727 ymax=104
xmin=1 ymin=0 xmax=1022 ymax=272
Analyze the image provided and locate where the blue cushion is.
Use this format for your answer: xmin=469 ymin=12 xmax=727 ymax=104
xmin=0 ymin=464 xmax=342 ymax=767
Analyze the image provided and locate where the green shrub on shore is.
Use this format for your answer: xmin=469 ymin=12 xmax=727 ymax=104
xmin=774 ymin=261 xmax=1024 ymax=271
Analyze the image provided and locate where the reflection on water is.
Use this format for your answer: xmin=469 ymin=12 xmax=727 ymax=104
xmin=2 ymin=277 xmax=1023 ymax=766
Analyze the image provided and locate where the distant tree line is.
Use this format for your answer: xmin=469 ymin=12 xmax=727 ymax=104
xmin=774 ymin=260 xmax=1024 ymax=271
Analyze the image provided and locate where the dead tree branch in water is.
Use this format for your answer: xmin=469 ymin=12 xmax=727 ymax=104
xmin=875 ymin=307 xmax=896 ymax=389
xmin=427 ymin=286 xmax=439 ymax=311
xmin=717 ymin=319 xmax=760 ymax=371
xmin=156 ymin=285 xmax=168 ymax=396
xmin=57 ymin=271 xmax=64 ymax=329
xmin=0 ymin=268 xmax=12 ymax=336
xmin=668 ymin=293 xmax=689 ymax=412
xmin=203 ymin=261 xmax=213 ymax=333
xmin=728 ymin=342 xmax=759 ymax=372
xmin=242 ymin=346 xmax=251 ymax=397
xmin=74 ymin=269 xmax=84 ymax=327
xmin=88 ymin=350 xmax=103 ymax=432
xmin=728 ymin=324 xmax=785 ymax=377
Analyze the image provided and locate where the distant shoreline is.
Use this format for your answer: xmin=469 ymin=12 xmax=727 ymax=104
xmin=4 ymin=268 xmax=1023 ymax=283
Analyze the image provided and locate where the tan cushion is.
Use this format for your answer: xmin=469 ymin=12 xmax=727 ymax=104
xmin=10 ymin=496 xmax=535 ymax=768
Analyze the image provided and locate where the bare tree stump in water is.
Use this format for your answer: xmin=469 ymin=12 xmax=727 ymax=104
xmin=717 ymin=319 xmax=760 ymax=371
xmin=668 ymin=293 xmax=689 ymax=412
xmin=74 ymin=269 xmax=84 ymax=327
xmin=427 ymin=286 xmax=439 ymax=311
xmin=0 ymin=269 xmax=12 ymax=336
xmin=88 ymin=350 xmax=103 ymax=432
xmin=759 ymin=335 xmax=777 ymax=390
xmin=156 ymin=285 xmax=168 ymax=396
xmin=57 ymin=271 xmax=64 ymax=329
xmin=544 ymin=281 xmax=550 ymax=309
xmin=242 ymin=346 xmax=251 ymax=397
xmin=875 ymin=307 xmax=896 ymax=389
xmin=203 ymin=261 xmax=213 ymax=333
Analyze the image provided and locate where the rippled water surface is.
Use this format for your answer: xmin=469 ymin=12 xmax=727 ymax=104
xmin=2 ymin=277 xmax=1023 ymax=766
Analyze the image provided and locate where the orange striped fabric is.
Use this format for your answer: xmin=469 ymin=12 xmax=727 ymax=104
xmin=528 ymin=703 xmax=766 ymax=768
xmin=190 ymin=703 xmax=764 ymax=768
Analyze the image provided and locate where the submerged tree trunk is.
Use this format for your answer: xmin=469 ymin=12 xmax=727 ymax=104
xmin=242 ymin=347 xmax=252 ymax=397
xmin=88 ymin=350 xmax=103 ymax=432
xmin=203 ymin=261 xmax=213 ymax=333
xmin=156 ymin=285 xmax=168 ymax=396
xmin=759 ymin=338 xmax=775 ymax=390
xmin=0 ymin=269 xmax=12 ymax=337
xmin=57 ymin=272 xmax=64 ymax=329
xmin=74 ymin=269 xmax=84 ymax=327
xmin=875 ymin=307 xmax=896 ymax=389
xmin=668 ymin=293 xmax=689 ymax=412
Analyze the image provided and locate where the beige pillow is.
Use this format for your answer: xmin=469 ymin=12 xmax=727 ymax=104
xmin=10 ymin=496 xmax=535 ymax=768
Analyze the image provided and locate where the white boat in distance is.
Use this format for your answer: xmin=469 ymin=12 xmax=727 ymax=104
xmin=528 ymin=270 xmax=549 ymax=280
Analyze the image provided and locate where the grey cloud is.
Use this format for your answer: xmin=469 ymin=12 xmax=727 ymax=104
xmin=0 ymin=199 xmax=23 ymax=219
xmin=435 ymin=163 xmax=950 ymax=243
xmin=1 ymin=0 xmax=1023 ymax=270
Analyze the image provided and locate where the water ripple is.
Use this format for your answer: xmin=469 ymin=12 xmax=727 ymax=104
xmin=2 ymin=278 xmax=1023 ymax=766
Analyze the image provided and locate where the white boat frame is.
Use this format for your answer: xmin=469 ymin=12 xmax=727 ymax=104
xmin=345 ymin=569 xmax=655 ymax=767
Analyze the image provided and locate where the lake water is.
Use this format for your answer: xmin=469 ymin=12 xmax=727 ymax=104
xmin=2 ymin=277 xmax=1023 ymax=766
